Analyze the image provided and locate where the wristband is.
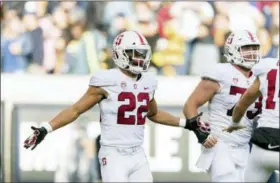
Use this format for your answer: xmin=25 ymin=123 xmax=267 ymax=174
xmin=231 ymin=121 xmax=240 ymax=127
xmin=41 ymin=122 xmax=53 ymax=133
xmin=179 ymin=118 xmax=186 ymax=128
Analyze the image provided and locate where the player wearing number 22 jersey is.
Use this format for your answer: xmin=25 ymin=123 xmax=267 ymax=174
xmin=183 ymin=30 xmax=262 ymax=182
xmin=23 ymin=30 xmax=215 ymax=182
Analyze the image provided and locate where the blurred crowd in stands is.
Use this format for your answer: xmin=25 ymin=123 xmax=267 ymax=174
xmin=0 ymin=1 xmax=279 ymax=76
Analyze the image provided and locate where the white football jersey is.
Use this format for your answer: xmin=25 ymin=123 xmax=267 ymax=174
xmin=89 ymin=68 xmax=157 ymax=147
xmin=252 ymin=58 xmax=279 ymax=129
xmin=202 ymin=63 xmax=262 ymax=145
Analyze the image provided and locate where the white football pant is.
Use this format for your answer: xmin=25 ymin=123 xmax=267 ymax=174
xmin=98 ymin=145 xmax=153 ymax=182
xmin=245 ymin=144 xmax=279 ymax=182
xmin=208 ymin=141 xmax=249 ymax=182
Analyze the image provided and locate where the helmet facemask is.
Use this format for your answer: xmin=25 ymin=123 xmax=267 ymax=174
xmin=124 ymin=48 xmax=151 ymax=74
xmin=235 ymin=44 xmax=261 ymax=69
xmin=113 ymin=46 xmax=151 ymax=74
xmin=239 ymin=45 xmax=261 ymax=62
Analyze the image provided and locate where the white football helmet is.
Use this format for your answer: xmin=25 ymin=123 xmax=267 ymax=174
xmin=112 ymin=31 xmax=152 ymax=74
xmin=224 ymin=30 xmax=261 ymax=69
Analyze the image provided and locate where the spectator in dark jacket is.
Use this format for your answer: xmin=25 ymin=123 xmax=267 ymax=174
xmin=22 ymin=12 xmax=45 ymax=71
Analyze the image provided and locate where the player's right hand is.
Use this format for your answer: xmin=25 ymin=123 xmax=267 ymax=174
xmin=23 ymin=126 xmax=48 ymax=150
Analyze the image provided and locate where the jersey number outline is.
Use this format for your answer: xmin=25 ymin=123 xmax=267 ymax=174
xmin=266 ymin=69 xmax=279 ymax=110
xmin=226 ymin=86 xmax=262 ymax=119
xmin=117 ymin=92 xmax=149 ymax=125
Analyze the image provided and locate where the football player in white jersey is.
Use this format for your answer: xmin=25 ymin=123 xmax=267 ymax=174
xmin=226 ymin=58 xmax=279 ymax=182
xmin=23 ymin=30 xmax=216 ymax=182
xmin=183 ymin=30 xmax=263 ymax=182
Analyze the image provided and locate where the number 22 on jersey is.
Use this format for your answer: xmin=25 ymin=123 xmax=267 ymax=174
xmin=117 ymin=92 xmax=150 ymax=125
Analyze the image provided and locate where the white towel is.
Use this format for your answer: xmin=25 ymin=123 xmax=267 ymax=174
xmin=196 ymin=141 xmax=249 ymax=176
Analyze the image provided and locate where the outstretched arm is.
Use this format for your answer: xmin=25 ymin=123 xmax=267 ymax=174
xmin=232 ymin=77 xmax=261 ymax=123
xmin=147 ymin=96 xmax=216 ymax=148
xmin=49 ymin=86 xmax=107 ymax=131
xmin=147 ymin=99 xmax=180 ymax=127
xmin=24 ymin=86 xmax=107 ymax=150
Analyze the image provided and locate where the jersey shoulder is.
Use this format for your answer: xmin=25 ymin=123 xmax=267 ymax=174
xmin=201 ymin=63 xmax=232 ymax=82
xmin=89 ymin=69 xmax=118 ymax=87
xmin=141 ymin=71 xmax=158 ymax=90
xmin=252 ymin=57 xmax=279 ymax=77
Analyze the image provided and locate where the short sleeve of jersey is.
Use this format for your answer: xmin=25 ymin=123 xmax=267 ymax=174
xmin=201 ymin=63 xmax=225 ymax=90
xmin=143 ymin=72 xmax=158 ymax=101
xmin=252 ymin=58 xmax=276 ymax=77
xmin=201 ymin=64 xmax=224 ymax=82
xmin=89 ymin=70 xmax=116 ymax=87
xmin=151 ymin=78 xmax=158 ymax=101
xmin=150 ymin=72 xmax=158 ymax=91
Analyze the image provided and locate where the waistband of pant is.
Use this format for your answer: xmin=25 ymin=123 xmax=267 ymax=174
xmin=101 ymin=145 xmax=142 ymax=154
xmin=219 ymin=140 xmax=249 ymax=149
xmin=227 ymin=143 xmax=247 ymax=148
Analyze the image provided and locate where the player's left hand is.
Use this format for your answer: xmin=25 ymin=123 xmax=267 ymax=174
xmin=222 ymin=125 xmax=246 ymax=133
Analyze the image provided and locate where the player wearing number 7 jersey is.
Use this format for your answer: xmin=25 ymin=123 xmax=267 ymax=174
xmin=23 ymin=31 xmax=215 ymax=182
xmin=183 ymin=30 xmax=262 ymax=182
xmin=230 ymin=58 xmax=279 ymax=182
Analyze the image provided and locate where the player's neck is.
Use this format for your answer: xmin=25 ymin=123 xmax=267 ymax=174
xmin=232 ymin=64 xmax=252 ymax=78
xmin=120 ymin=68 xmax=138 ymax=79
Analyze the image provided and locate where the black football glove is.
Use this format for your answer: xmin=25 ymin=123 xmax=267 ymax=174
xmin=23 ymin=126 xmax=48 ymax=150
xmin=184 ymin=112 xmax=211 ymax=144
